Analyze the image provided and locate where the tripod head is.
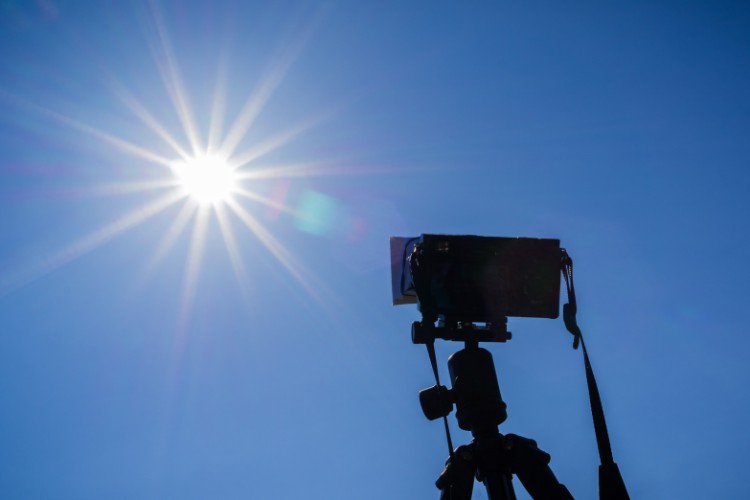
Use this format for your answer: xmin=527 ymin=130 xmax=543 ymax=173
xmin=412 ymin=313 xmax=511 ymax=438
xmin=419 ymin=342 xmax=507 ymax=434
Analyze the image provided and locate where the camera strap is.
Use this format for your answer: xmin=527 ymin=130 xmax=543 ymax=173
xmin=561 ymin=250 xmax=629 ymax=499
xmin=426 ymin=340 xmax=456 ymax=462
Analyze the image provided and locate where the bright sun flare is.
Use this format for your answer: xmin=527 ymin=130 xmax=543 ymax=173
xmin=0 ymin=3 xmax=347 ymax=324
xmin=173 ymin=154 xmax=238 ymax=205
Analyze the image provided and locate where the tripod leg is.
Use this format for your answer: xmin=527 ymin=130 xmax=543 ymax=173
xmin=472 ymin=435 xmax=516 ymax=500
xmin=503 ymin=434 xmax=573 ymax=500
xmin=436 ymin=445 xmax=475 ymax=500
xmin=481 ymin=470 xmax=517 ymax=500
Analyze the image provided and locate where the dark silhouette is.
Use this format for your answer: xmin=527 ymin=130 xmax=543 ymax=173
xmin=396 ymin=234 xmax=630 ymax=499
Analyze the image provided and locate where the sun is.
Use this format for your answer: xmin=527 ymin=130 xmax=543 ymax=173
xmin=0 ymin=3 xmax=351 ymax=327
xmin=172 ymin=153 xmax=238 ymax=206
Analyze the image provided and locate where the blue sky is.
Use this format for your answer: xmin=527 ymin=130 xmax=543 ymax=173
xmin=1 ymin=1 xmax=749 ymax=498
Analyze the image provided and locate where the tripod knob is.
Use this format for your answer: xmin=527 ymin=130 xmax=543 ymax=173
xmin=419 ymin=385 xmax=454 ymax=421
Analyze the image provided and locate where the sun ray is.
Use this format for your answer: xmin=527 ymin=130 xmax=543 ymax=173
xmin=71 ymin=119 xmax=177 ymax=168
xmin=112 ymin=84 xmax=193 ymax=161
xmin=5 ymin=178 xmax=178 ymax=202
xmin=207 ymin=53 xmax=229 ymax=154
xmin=0 ymin=190 xmax=184 ymax=296
xmin=233 ymin=159 xmax=413 ymax=182
xmin=214 ymin=203 xmax=252 ymax=296
xmin=142 ymin=199 xmax=198 ymax=279
xmin=217 ymin=11 xmax=320 ymax=159
xmin=226 ymin=199 xmax=347 ymax=320
xmin=225 ymin=198 xmax=316 ymax=295
xmin=85 ymin=178 xmax=179 ymax=197
xmin=217 ymin=67 xmax=286 ymax=159
xmin=177 ymin=206 xmax=211 ymax=333
xmin=233 ymin=161 xmax=322 ymax=181
xmin=147 ymin=0 xmax=203 ymax=155
xmin=228 ymin=115 xmax=321 ymax=171
xmin=73 ymin=118 xmax=178 ymax=168
xmin=233 ymin=186 xmax=300 ymax=217
xmin=0 ymin=87 xmax=176 ymax=169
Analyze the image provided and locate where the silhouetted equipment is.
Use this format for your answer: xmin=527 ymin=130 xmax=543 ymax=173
xmin=390 ymin=234 xmax=630 ymax=500
xmin=410 ymin=235 xmax=561 ymax=322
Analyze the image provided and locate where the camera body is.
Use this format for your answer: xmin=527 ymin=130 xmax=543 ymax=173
xmin=391 ymin=234 xmax=561 ymax=324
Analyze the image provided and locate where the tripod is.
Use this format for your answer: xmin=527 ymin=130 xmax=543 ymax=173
xmin=417 ymin=333 xmax=573 ymax=499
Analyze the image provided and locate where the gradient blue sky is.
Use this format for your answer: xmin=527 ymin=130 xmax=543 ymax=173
xmin=1 ymin=1 xmax=749 ymax=499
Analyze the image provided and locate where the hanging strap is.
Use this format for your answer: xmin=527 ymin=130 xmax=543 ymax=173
xmin=561 ymin=250 xmax=630 ymax=500
xmin=425 ymin=340 xmax=458 ymax=500
xmin=426 ymin=340 xmax=456 ymax=463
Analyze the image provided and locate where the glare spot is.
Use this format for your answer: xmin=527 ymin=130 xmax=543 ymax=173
xmin=295 ymin=189 xmax=340 ymax=235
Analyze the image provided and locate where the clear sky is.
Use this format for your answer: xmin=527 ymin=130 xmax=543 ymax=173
xmin=1 ymin=1 xmax=748 ymax=499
